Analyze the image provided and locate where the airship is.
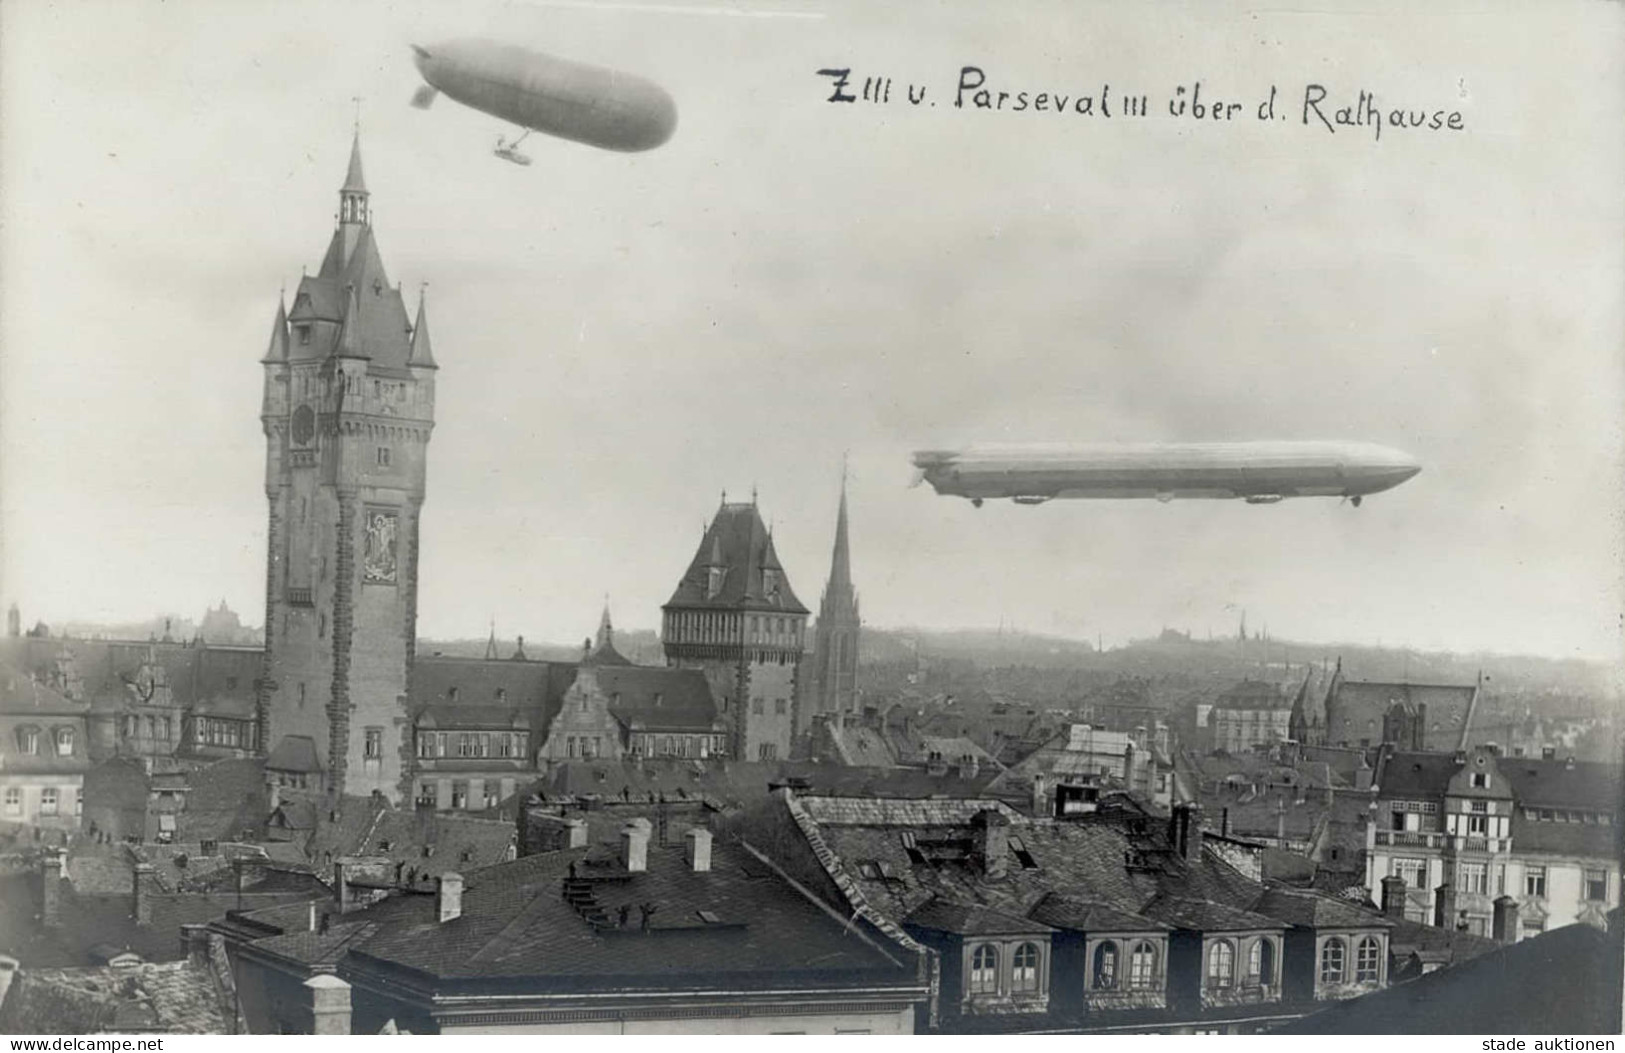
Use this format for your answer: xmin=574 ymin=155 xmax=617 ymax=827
xmin=410 ymin=38 xmax=678 ymax=163
xmin=910 ymin=441 xmax=1421 ymax=507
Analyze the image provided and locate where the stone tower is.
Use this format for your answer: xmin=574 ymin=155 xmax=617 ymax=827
xmin=808 ymin=471 xmax=860 ymax=717
xmin=661 ymin=497 xmax=807 ymax=761
xmin=259 ymin=132 xmax=437 ymax=801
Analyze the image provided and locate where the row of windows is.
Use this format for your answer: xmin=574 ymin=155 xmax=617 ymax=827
xmin=1526 ymin=808 xmax=1612 ymax=826
xmin=196 ymin=717 xmax=255 ymax=749
xmin=1318 ymin=936 xmax=1382 ymax=984
xmin=969 ymin=943 xmax=1043 ymax=994
xmin=751 ymin=698 xmax=789 ymax=716
xmin=12 ymin=726 xmax=74 ymax=757
xmin=664 ymin=609 xmax=805 ymax=647
xmin=1205 ymin=938 xmax=1277 ymax=988
xmin=415 ymin=781 xmax=502 ymax=810
xmin=1090 ymin=940 xmax=1161 ymax=990
xmin=123 ymin=715 xmax=172 ymax=742
xmin=628 ymin=734 xmax=726 ymax=759
xmin=416 ymin=732 xmax=527 ymax=759
xmin=3 ymin=786 xmax=80 ymax=817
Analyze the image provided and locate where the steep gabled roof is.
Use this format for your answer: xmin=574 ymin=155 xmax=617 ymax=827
xmin=1248 ymin=887 xmax=1392 ymax=930
xmin=664 ymin=502 xmax=808 ymax=613
xmin=905 ymin=898 xmax=1053 ymax=937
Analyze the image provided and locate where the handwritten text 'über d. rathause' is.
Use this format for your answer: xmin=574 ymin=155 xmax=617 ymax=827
xmin=815 ymin=66 xmax=1466 ymax=141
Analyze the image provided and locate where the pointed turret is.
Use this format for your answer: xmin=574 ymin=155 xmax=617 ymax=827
xmin=484 ymin=623 xmax=499 ymax=661
xmin=261 ymin=294 xmax=289 ymax=364
xmin=596 ymin=603 xmax=615 ymax=652
xmin=587 ymin=603 xmax=631 ymax=666
xmin=340 ymin=130 xmax=368 ymax=224
xmin=409 ymin=287 xmax=438 ymax=369
xmin=335 ymin=283 xmax=366 ymax=359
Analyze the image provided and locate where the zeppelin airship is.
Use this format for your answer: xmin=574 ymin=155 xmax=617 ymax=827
xmin=411 ymin=38 xmax=678 ymax=163
xmin=910 ymin=441 xmax=1421 ymax=507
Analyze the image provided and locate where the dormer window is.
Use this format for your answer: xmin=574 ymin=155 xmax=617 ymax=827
xmin=297 ymin=324 xmax=311 ymax=345
xmin=1471 ymin=772 xmax=1489 ymax=789
xmin=17 ymin=727 xmax=38 ymax=755
xmin=54 ymin=727 xmax=73 ymax=755
xmin=706 ymin=566 xmax=724 ymax=599
xmin=762 ymin=568 xmax=779 ymax=596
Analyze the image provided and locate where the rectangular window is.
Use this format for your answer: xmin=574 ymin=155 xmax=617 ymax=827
xmin=1391 ymin=858 xmax=1427 ymax=887
xmin=416 ymin=783 xmax=436 ymax=808
xmin=2 ymin=788 xmax=19 ymax=816
xmin=39 ymin=788 xmax=58 ymax=816
xmin=376 ymin=447 xmax=392 ymax=467
xmin=54 ymin=728 xmax=73 ymax=755
xmin=1585 ymin=869 xmax=1608 ymax=902
xmin=1525 ymin=866 xmax=1546 ymax=897
xmin=774 ymin=698 xmax=787 ymax=716
xmin=450 ymin=782 xmax=467 ymax=809
xmin=758 ymin=743 xmax=777 ymax=761
xmin=1467 ymin=813 xmax=1488 ymax=835
xmin=1460 ymin=862 xmax=1488 ymax=895
xmin=752 ymin=699 xmax=764 ymax=715
xmin=364 ymin=728 xmax=382 ymax=759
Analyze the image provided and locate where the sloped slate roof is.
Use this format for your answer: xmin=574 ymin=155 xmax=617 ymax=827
xmin=1274 ymin=923 xmax=1622 ymax=1034
xmin=600 ymin=666 xmax=718 ymax=732
xmin=797 ymin=796 xmax=1024 ymax=827
xmin=905 ymin=898 xmax=1053 ymax=937
xmin=1249 ymin=887 xmax=1392 ymax=930
xmin=265 ymin=735 xmax=321 ymax=773
xmin=1499 ymin=757 xmax=1621 ymax=811
xmin=1376 ymin=751 xmax=1461 ymax=798
xmin=340 ymin=841 xmax=911 ymax=983
xmin=664 ymin=503 xmax=808 ymax=613
xmin=1138 ymin=894 xmax=1283 ymax=933
xmin=0 ymin=961 xmax=233 ymax=1033
xmin=1026 ymin=893 xmax=1169 ymax=934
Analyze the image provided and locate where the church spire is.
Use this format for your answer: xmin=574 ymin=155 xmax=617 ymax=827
xmin=828 ymin=462 xmax=852 ymax=592
xmin=340 ymin=128 xmax=369 ymax=226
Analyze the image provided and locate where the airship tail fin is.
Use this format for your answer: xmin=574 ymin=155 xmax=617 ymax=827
xmin=410 ymin=85 xmax=439 ymax=110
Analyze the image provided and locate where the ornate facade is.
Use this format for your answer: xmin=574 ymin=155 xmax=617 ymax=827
xmin=259 ymin=133 xmax=437 ymax=802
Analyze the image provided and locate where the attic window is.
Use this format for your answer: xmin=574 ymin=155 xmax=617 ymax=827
xmin=378 ymin=840 xmax=392 ymax=851
xmin=297 ymin=325 xmax=311 ymax=345
xmin=697 ymin=910 xmax=722 ymax=924
xmin=461 ymin=849 xmax=474 ymax=862
xmin=858 ymin=862 xmax=881 ymax=879
xmin=1471 ymin=772 xmax=1489 ymax=789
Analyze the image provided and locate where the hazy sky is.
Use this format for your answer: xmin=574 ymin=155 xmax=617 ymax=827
xmin=2 ymin=0 xmax=1621 ymax=660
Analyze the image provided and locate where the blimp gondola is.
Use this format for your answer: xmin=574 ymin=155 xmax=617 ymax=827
xmin=411 ymin=38 xmax=678 ymax=162
xmin=910 ymin=441 xmax=1421 ymax=508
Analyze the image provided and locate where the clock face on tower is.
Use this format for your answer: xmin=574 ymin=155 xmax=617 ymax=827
xmin=292 ymin=404 xmax=315 ymax=446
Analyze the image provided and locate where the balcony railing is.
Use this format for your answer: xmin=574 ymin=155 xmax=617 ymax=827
xmin=1373 ymin=830 xmax=1444 ymax=849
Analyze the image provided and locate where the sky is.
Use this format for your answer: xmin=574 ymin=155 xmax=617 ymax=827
xmin=1 ymin=0 xmax=1621 ymax=661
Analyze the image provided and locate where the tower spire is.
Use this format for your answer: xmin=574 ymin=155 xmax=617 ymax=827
xmin=829 ymin=463 xmax=852 ymax=591
xmin=409 ymin=283 xmax=437 ymax=368
xmin=340 ymin=126 xmax=369 ymax=226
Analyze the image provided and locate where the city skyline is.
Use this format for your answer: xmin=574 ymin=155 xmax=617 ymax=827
xmin=3 ymin=0 xmax=1622 ymax=663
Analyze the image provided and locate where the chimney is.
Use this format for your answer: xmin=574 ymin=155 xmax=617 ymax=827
xmin=436 ymin=872 xmax=464 ymax=923
xmin=304 ymin=974 xmax=352 ymax=1035
xmin=179 ymin=923 xmax=211 ymax=967
xmin=971 ymin=809 xmax=1011 ymax=880
xmin=566 ymin=817 xmax=589 ymax=849
xmin=1031 ymin=772 xmax=1049 ymax=817
xmin=1565 ymin=755 xmax=1576 ymax=771
xmin=132 ymin=862 xmax=156 ymax=927
xmin=684 ymin=828 xmax=713 ymax=873
xmin=621 ymin=818 xmax=651 ymax=873
xmin=1381 ymin=875 xmax=1407 ymax=920
xmin=1221 ymin=807 xmax=1230 ymax=837
xmin=1170 ymin=803 xmax=1204 ymax=863
xmin=1492 ymin=894 xmax=1520 ymax=944
xmin=1434 ymin=882 xmax=1457 ymax=929
xmin=41 ymin=850 xmax=64 ymax=928
xmin=958 ymin=755 xmax=980 ymax=780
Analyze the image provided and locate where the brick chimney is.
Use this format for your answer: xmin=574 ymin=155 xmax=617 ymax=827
xmin=1169 ymin=802 xmax=1203 ymax=863
xmin=1433 ymin=881 xmax=1457 ymax=929
xmin=304 ymin=974 xmax=352 ymax=1035
xmin=132 ymin=862 xmax=156 ymax=927
xmin=566 ymin=817 xmax=589 ymax=849
xmin=333 ymin=859 xmax=353 ymax=913
xmin=1031 ymin=773 xmax=1050 ymax=817
xmin=621 ymin=818 xmax=651 ymax=873
xmin=1381 ymin=875 xmax=1407 ymax=920
xmin=436 ymin=872 xmax=464 ymax=923
xmin=971 ymin=808 xmax=1011 ymax=880
xmin=179 ymin=923 xmax=211 ymax=967
xmin=41 ymin=850 xmax=64 ymax=928
xmin=1492 ymin=894 xmax=1520 ymax=944
xmin=684 ymin=828 xmax=713 ymax=873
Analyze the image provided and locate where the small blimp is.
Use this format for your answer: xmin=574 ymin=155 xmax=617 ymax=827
xmin=411 ymin=38 xmax=678 ymax=163
xmin=911 ymin=441 xmax=1421 ymax=507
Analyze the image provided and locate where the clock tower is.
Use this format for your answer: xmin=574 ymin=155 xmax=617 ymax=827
xmin=259 ymin=132 xmax=436 ymax=802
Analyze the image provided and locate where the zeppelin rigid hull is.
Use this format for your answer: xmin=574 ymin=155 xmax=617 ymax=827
xmin=411 ymin=38 xmax=677 ymax=153
xmin=911 ymin=441 xmax=1421 ymax=507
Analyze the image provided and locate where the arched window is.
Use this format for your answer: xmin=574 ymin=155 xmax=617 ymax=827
xmin=1128 ymin=941 xmax=1158 ymax=989
xmin=1206 ymin=940 xmax=1234 ymax=988
xmin=1091 ymin=941 xmax=1118 ymax=990
xmin=1355 ymin=936 xmax=1381 ymax=982
xmin=969 ymin=944 xmax=999 ymax=994
xmin=1012 ymin=943 xmax=1040 ymax=992
xmin=1248 ymin=938 xmax=1275 ymax=985
xmin=1319 ymin=937 xmax=1347 ymax=984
